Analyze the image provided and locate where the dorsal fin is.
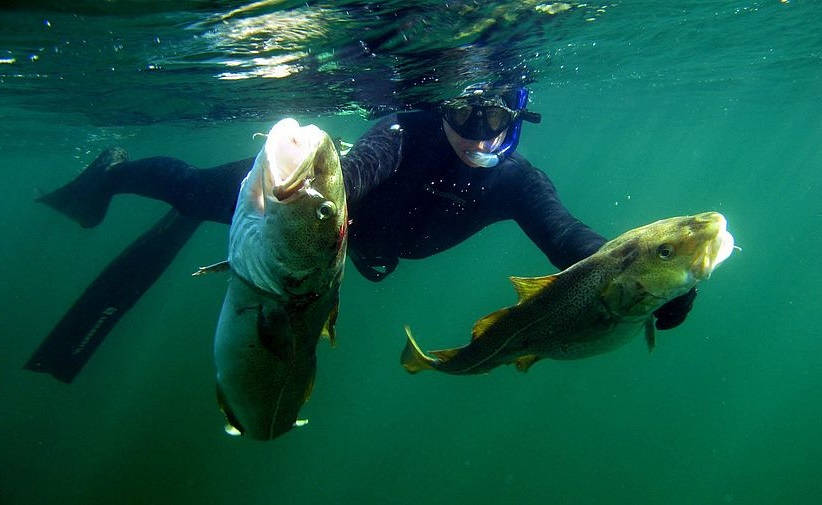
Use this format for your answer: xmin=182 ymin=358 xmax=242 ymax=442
xmin=471 ymin=307 xmax=510 ymax=341
xmin=430 ymin=348 xmax=460 ymax=362
xmin=510 ymin=275 xmax=558 ymax=304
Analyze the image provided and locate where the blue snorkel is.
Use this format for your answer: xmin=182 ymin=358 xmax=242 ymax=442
xmin=462 ymin=87 xmax=539 ymax=168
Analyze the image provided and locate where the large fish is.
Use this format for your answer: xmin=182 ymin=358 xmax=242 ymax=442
xmin=402 ymin=212 xmax=734 ymax=375
xmin=211 ymin=118 xmax=347 ymax=440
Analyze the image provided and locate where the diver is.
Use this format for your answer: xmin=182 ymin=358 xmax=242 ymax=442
xmin=28 ymin=84 xmax=697 ymax=382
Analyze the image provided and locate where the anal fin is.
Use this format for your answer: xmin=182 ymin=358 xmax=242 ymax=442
xmin=514 ymin=354 xmax=540 ymax=372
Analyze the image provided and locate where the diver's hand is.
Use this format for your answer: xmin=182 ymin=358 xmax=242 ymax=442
xmin=654 ymin=287 xmax=697 ymax=330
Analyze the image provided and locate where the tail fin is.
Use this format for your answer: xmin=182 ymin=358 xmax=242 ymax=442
xmin=36 ymin=147 xmax=127 ymax=228
xmin=401 ymin=325 xmax=436 ymax=374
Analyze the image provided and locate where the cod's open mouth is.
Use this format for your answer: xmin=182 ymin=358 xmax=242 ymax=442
xmin=691 ymin=217 xmax=735 ymax=279
xmin=263 ymin=118 xmax=323 ymax=202
xmin=270 ymin=157 xmax=315 ymax=201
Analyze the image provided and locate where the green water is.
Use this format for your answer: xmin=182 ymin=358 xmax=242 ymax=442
xmin=2 ymin=1 xmax=821 ymax=504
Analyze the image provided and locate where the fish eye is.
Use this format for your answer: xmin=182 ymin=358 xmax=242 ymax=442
xmin=657 ymin=244 xmax=675 ymax=259
xmin=316 ymin=201 xmax=336 ymax=220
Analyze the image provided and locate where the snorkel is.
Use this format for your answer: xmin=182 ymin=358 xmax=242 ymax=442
xmin=463 ymin=87 xmax=533 ymax=168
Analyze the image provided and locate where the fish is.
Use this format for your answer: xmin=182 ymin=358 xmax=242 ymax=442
xmin=212 ymin=118 xmax=347 ymax=440
xmin=402 ymin=212 xmax=735 ymax=375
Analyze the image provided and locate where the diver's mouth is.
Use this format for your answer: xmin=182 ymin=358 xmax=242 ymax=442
xmin=690 ymin=216 xmax=735 ymax=279
xmin=473 ymin=129 xmax=507 ymax=153
xmin=462 ymin=129 xmax=508 ymax=168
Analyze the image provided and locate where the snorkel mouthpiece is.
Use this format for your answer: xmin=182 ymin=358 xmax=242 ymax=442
xmin=465 ymin=151 xmax=500 ymax=168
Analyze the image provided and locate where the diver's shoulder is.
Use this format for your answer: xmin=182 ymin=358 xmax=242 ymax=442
xmin=395 ymin=110 xmax=440 ymax=130
xmin=497 ymin=152 xmax=543 ymax=178
xmin=368 ymin=110 xmax=437 ymax=135
xmin=494 ymin=153 xmax=557 ymax=190
xmin=503 ymin=152 xmax=537 ymax=170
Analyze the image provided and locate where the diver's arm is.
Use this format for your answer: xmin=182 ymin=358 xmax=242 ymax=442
xmin=340 ymin=114 xmax=404 ymax=205
xmin=500 ymin=157 xmax=696 ymax=329
xmin=501 ymin=157 xmax=607 ymax=270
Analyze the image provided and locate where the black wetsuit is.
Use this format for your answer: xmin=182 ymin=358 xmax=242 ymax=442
xmin=28 ymin=110 xmax=694 ymax=382
xmin=106 ymin=111 xmax=605 ymax=277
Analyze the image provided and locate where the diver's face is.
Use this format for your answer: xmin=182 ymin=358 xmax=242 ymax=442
xmin=442 ymin=119 xmax=507 ymax=168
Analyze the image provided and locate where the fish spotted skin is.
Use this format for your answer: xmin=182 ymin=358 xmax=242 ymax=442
xmin=402 ymin=212 xmax=734 ymax=375
xmin=214 ymin=118 xmax=347 ymax=440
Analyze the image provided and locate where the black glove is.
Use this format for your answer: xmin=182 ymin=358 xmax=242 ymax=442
xmin=653 ymin=287 xmax=697 ymax=330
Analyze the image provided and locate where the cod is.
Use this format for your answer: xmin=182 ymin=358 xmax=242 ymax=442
xmin=211 ymin=118 xmax=347 ymax=440
xmin=402 ymin=212 xmax=734 ymax=375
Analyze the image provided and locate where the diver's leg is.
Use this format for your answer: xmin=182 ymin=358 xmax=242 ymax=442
xmin=25 ymin=209 xmax=201 ymax=383
xmin=37 ymin=147 xmax=128 ymax=228
xmin=106 ymin=156 xmax=251 ymax=224
xmin=38 ymin=150 xmax=250 ymax=227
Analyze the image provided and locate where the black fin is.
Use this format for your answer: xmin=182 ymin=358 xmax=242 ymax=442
xmin=37 ymin=147 xmax=128 ymax=228
xmin=24 ymin=210 xmax=201 ymax=383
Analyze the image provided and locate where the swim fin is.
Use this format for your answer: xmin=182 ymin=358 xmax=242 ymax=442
xmin=25 ymin=209 xmax=201 ymax=383
xmin=37 ymin=147 xmax=128 ymax=228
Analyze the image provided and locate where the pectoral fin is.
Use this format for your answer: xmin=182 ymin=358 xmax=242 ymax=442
xmin=320 ymin=301 xmax=340 ymax=347
xmin=192 ymin=260 xmax=230 ymax=277
xmin=514 ymin=354 xmax=540 ymax=372
xmin=644 ymin=317 xmax=656 ymax=352
xmin=216 ymin=383 xmax=245 ymax=436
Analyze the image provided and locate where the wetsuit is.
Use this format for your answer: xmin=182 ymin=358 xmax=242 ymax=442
xmin=28 ymin=110 xmax=693 ymax=382
xmin=84 ymin=111 xmax=606 ymax=275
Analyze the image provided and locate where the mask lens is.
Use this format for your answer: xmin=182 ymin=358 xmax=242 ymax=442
xmin=447 ymin=105 xmax=473 ymax=127
xmin=484 ymin=106 xmax=512 ymax=133
xmin=444 ymin=98 xmax=516 ymax=139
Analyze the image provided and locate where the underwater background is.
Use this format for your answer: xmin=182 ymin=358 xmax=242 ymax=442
xmin=1 ymin=1 xmax=820 ymax=504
